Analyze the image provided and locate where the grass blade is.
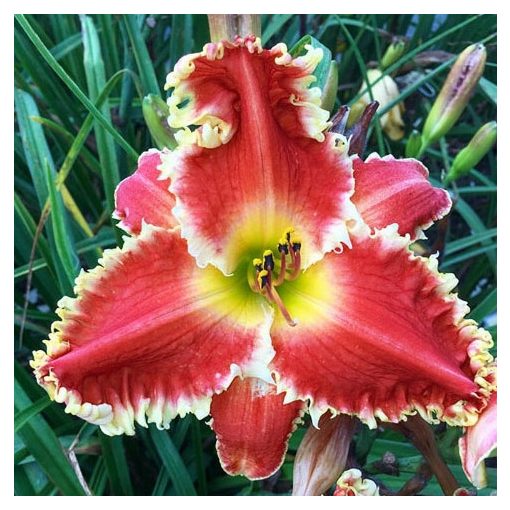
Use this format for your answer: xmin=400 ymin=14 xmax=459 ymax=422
xmin=150 ymin=426 xmax=197 ymax=496
xmin=99 ymin=435 xmax=134 ymax=495
xmin=45 ymin=159 xmax=80 ymax=288
xmin=15 ymin=396 xmax=52 ymax=433
xmin=14 ymin=378 xmax=86 ymax=495
xmin=81 ymin=15 xmax=120 ymax=216
xmin=469 ymin=288 xmax=497 ymax=323
xmin=124 ymin=15 xmax=160 ymax=95
xmin=16 ymin=14 xmax=138 ymax=163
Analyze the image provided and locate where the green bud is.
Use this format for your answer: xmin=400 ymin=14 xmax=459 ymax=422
xmin=142 ymin=94 xmax=177 ymax=150
xmin=381 ymin=39 xmax=406 ymax=70
xmin=422 ymin=43 xmax=486 ymax=147
xmin=405 ymin=130 xmax=422 ymax=158
xmin=320 ymin=61 xmax=339 ymax=113
xmin=444 ymin=121 xmax=496 ymax=185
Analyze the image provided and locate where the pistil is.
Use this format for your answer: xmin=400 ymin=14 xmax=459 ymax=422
xmin=257 ymin=270 xmax=297 ymax=327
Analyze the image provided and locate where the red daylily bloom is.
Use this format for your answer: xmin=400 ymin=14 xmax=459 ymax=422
xmin=31 ymin=36 xmax=496 ymax=482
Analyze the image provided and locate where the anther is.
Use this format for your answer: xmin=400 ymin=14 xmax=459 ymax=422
xmin=252 ymin=258 xmax=263 ymax=272
xmin=285 ymin=227 xmax=294 ymax=243
xmin=263 ymin=249 xmax=275 ymax=271
xmin=278 ymin=238 xmax=289 ymax=255
xmin=257 ymin=269 xmax=270 ymax=289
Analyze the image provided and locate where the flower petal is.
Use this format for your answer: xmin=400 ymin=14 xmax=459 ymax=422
xmin=271 ymin=225 xmax=496 ymax=428
xmin=352 ymin=154 xmax=452 ymax=240
xmin=459 ymin=392 xmax=497 ymax=489
xmin=31 ymin=226 xmax=274 ymax=436
xmin=333 ymin=468 xmax=380 ymax=496
xmin=113 ymin=149 xmax=177 ymax=235
xmin=209 ymin=377 xmax=304 ymax=480
xmin=292 ymin=413 xmax=356 ymax=496
xmin=160 ymin=37 xmax=357 ymax=273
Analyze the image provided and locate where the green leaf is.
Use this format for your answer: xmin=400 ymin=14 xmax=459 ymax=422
xmin=99 ymin=435 xmax=134 ymax=495
xmin=150 ymin=426 xmax=197 ymax=495
xmin=262 ymin=14 xmax=293 ymax=43
xmin=469 ymin=288 xmax=497 ymax=322
xmin=14 ymin=378 xmax=85 ymax=495
xmin=479 ymin=76 xmax=497 ymax=104
xmin=15 ymin=396 xmax=52 ymax=433
xmin=289 ymin=35 xmax=332 ymax=93
xmin=169 ymin=14 xmax=193 ymax=69
xmin=14 ymin=88 xmax=56 ymax=209
xmin=45 ymin=159 xmax=80 ymax=288
xmin=445 ymin=228 xmax=497 ymax=256
xmin=124 ymin=15 xmax=161 ymax=95
xmin=453 ymin=197 xmax=497 ymax=270
xmin=81 ymin=15 xmax=120 ymax=215
xmin=15 ymin=14 xmax=138 ymax=163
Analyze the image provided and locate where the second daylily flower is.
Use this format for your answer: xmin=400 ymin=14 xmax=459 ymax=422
xmin=31 ymin=36 xmax=496 ymax=484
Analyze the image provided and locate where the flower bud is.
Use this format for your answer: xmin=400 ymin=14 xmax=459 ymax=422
xmin=444 ymin=121 xmax=496 ymax=184
xmin=320 ymin=61 xmax=339 ymax=113
xmin=351 ymin=68 xmax=405 ymax=141
xmin=422 ymin=43 xmax=486 ymax=147
xmin=381 ymin=39 xmax=406 ymax=70
xmin=405 ymin=129 xmax=423 ymax=158
xmin=292 ymin=414 xmax=356 ymax=496
xmin=142 ymin=94 xmax=177 ymax=150
xmin=333 ymin=468 xmax=380 ymax=496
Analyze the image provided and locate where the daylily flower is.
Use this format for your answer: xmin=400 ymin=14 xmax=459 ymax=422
xmin=31 ymin=36 xmax=496 ymax=484
xmin=333 ymin=468 xmax=380 ymax=496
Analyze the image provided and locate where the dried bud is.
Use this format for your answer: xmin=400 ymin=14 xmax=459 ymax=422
xmin=333 ymin=469 xmax=380 ymax=496
xmin=142 ymin=94 xmax=177 ymax=150
xmin=320 ymin=61 xmax=339 ymax=113
xmin=444 ymin=121 xmax=497 ymax=185
xmin=352 ymin=68 xmax=405 ymax=141
xmin=422 ymin=43 xmax=486 ymax=147
xmin=405 ymin=129 xmax=423 ymax=158
xmin=292 ymin=414 xmax=356 ymax=496
xmin=381 ymin=39 xmax=406 ymax=69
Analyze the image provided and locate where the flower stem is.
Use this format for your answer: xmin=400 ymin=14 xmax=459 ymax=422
xmin=207 ymin=15 xmax=261 ymax=42
xmin=394 ymin=415 xmax=460 ymax=495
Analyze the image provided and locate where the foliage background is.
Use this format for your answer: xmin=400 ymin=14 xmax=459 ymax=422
xmin=14 ymin=14 xmax=497 ymax=496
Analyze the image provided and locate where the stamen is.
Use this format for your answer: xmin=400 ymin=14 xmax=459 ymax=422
xmin=273 ymin=238 xmax=289 ymax=286
xmin=250 ymin=258 xmax=263 ymax=292
xmin=287 ymin=236 xmax=302 ymax=281
xmin=248 ymin=227 xmax=302 ymax=326
xmin=265 ymin=285 xmax=297 ymax=327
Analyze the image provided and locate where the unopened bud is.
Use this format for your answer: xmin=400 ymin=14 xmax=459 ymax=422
xmin=422 ymin=43 xmax=486 ymax=147
xmin=321 ymin=61 xmax=339 ymax=113
xmin=292 ymin=413 xmax=356 ymax=496
xmin=142 ymin=94 xmax=177 ymax=150
xmin=333 ymin=468 xmax=380 ymax=496
xmin=405 ymin=129 xmax=423 ymax=158
xmin=381 ymin=39 xmax=406 ymax=70
xmin=352 ymin=68 xmax=405 ymax=141
xmin=444 ymin=121 xmax=496 ymax=185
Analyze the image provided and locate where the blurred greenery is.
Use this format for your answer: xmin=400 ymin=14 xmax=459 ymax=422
xmin=14 ymin=14 xmax=496 ymax=496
